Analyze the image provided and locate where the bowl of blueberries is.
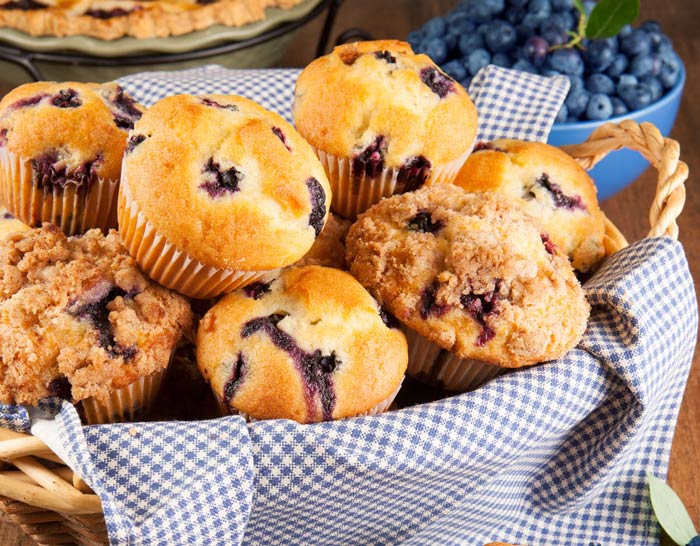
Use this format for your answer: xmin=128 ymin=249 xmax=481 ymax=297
xmin=408 ymin=0 xmax=685 ymax=200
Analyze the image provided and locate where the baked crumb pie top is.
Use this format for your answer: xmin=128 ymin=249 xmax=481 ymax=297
xmin=0 ymin=0 xmax=305 ymax=40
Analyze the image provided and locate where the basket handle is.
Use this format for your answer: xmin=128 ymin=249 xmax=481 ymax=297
xmin=561 ymin=120 xmax=689 ymax=243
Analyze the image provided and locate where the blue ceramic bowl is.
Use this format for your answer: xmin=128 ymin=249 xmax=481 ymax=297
xmin=547 ymin=63 xmax=685 ymax=201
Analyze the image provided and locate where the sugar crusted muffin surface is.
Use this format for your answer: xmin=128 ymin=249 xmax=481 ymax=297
xmin=293 ymin=40 xmax=478 ymax=170
xmin=196 ymin=265 xmax=407 ymax=423
xmin=122 ymin=94 xmax=331 ymax=271
xmin=0 ymin=225 xmax=193 ymax=406
xmin=453 ymin=139 xmax=606 ymax=272
xmin=346 ymin=184 xmax=590 ymax=368
xmin=0 ymin=81 xmax=143 ymax=190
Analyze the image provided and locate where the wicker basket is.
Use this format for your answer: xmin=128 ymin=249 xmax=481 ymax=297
xmin=0 ymin=120 xmax=689 ymax=546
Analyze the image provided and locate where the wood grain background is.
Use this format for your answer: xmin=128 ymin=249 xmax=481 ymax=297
xmin=0 ymin=0 xmax=697 ymax=543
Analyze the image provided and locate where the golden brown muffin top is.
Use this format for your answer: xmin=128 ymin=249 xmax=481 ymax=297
xmin=121 ymin=94 xmax=331 ymax=271
xmin=453 ymin=139 xmax=606 ymax=272
xmin=346 ymin=184 xmax=590 ymax=368
xmin=0 ymin=81 xmax=143 ymax=186
xmin=293 ymin=40 xmax=478 ymax=167
xmin=0 ymin=225 xmax=193 ymax=405
xmin=196 ymin=265 xmax=407 ymax=423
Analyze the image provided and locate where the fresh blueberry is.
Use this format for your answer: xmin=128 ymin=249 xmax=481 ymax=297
xmin=528 ymin=0 xmax=552 ymax=17
xmin=462 ymin=1 xmax=493 ymax=22
xmin=555 ymin=103 xmax=568 ymax=123
xmin=423 ymin=16 xmax=447 ymax=38
xmin=620 ymin=29 xmax=653 ymax=57
xmin=619 ymin=83 xmax=653 ymax=111
xmin=640 ymin=20 xmax=662 ymax=34
xmin=606 ymin=53 xmax=629 ymax=78
xmin=512 ymin=59 xmax=538 ymax=74
xmin=630 ymin=54 xmax=660 ymax=78
xmin=547 ymin=48 xmax=584 ymax=76
xmin=444 ymin=32 xmax=459 ymax=53
xmin=508 ymin=0 xmax=529 ymax=7
xmin=659 ymin=52 xmax=682 ymax=88
xmin=458 ymin=33 xmax=485 ymax=56
xmin=617 ymin=73 xmax=638 ymax=92
xmin=491 ymin=53 xmax=511 ymax=68
xmin=541 ymin=68 xmax=560 ymax=77
xmin=640 ymin=76 xmax=664 ymax=101
xmin=407 ymin=30 xmax=423 ymax=49
xmin=565 ymin=89 xmax=590 ymax=118
xmin=568 ymin=75 xmax=585 ymax=92
xmin=618 ymin=24 xmax=633 ymax=37
xmin=422 ymin=37 xmax=448 ymax=64
xmin=583 ymin=40 xmax=615 ymax=72
xmin=582 ymin=0 xmax=595 ymax=14
xmin=522 ymin=12 xmax=547 ymax=31
xmin=504 ymin=6 xmax=526 ymax=25
xmin=542 ymin=27 xmax=568 ymax=47
xmin=442 ymin=59 xmax=467 ymax=81
xmin=467 ymin=48 xmax=491 ymax=76
xmin=523 ymin=36 xmax=549 ymax=66
xmin=551 ymin=0 xmax=573 ymax=8
xmin=586 ymin=93 xmax=613 ymax=120
xmin=485 ymin=21 xmax=517 ymax=53
xmin=460 ymin=76 xmax=473 ymax=90
xmin=585 ymin=73 xmax=615 ymax=95
xmin=610 ymin=97 xmax=628 ymax=117
xmin=446 ymin=11 xmax=476 ymax=34
xmin=654 ymin=34 xmax=674 ymax=54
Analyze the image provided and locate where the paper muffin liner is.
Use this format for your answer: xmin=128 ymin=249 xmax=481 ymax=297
xmin=402 ymin=326 xmax=506 ymax=392
xmin=0 ymin=148 xmax=119 ymax=236
xmin=313 ymin=144 xmax=473 ymax=220
xmin=118 ymin=171 xmax=272 ymax=299
xmin=79 ymin=369 xmax=165 ymax=425
xmin=215 ymin=377 xmax=404 ymax=422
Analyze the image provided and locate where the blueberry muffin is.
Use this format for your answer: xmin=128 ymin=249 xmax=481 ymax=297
xmin=0 ymin=224 xmax=193 ymax=423
xmin=196 ymin=265 xmax=407 ymax=423
xmin=293 ymin=40 xmax=478 ymax=219
xmin=0 ymin=81 xmax=143 ymax=235
xmin=0 ymin=207 xmax=29 ymax=240
xmin=453 ymin=140 xmax=606 ymax=272
xmin=293 ymin=213 xmax=351 ymax=270
xmin=346 ymin=184 xmax=589 ymax=391
xmin=119 ymin=94 xmax=331 ymax=299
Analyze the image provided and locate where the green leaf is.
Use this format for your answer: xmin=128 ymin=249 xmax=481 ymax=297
xmin=585 ymin=0 xmax=640 ymax=39
xmin=648 ymin=473 xmax=698 ymax=545
xmin=573 ymin=0 xmax=586 ymax=15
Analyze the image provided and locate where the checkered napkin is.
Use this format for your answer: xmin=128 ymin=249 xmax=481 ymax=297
xmin=1 ymin=65 xmax=696 ymax=546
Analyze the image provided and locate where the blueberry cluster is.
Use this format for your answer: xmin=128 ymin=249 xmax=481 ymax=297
xmin=408 ymin=0 xmax=683 ymax=123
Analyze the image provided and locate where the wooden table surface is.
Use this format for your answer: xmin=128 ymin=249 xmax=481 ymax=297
xmin=0 ymin=0 xmax=697 ymax=544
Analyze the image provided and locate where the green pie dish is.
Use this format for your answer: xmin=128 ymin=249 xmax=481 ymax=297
xmin=0 ymin=0 xmax=323 ymax=85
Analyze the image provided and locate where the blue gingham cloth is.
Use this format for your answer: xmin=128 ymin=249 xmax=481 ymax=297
xmin=1 ymin=65 xmax=697 ymax=546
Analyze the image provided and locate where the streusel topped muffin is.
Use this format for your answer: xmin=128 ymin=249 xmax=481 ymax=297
xmin=119 ymin=94 xmax=331 ymax=298
xmin=0 ymin=81 xmax=143 ymax=234
xmin=453 ymin=140 xmax=606 ymax=272
xmin=293 ymin=40 xmax=478 ymax=218
xmin=196 ymin=265 xmax=407 ymax=423
xmin=0 ymin=225 xmax=192 ymax=422
xmin=346 ymin=184 xmax=589 ymax=389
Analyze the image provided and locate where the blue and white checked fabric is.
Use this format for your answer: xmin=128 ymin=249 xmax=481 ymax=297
xmin=1 ymin=66 xmax=696 ymax=546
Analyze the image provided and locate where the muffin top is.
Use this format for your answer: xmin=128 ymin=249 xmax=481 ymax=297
xmin=453 ymin=140 xmax=606 ymax=272
xmin=0 ymin=225 xmax=193 ymax=406
xmin=293 ymin=40 xmax=478 ymax=169
xmin=196 ymin=265 xmax=408 ymax=423
xmin=122 ymin=94 xmax=331 ymax=271
xmin=346 ymin=184 xmax=589 ymax=368
xmin=0 ymin=81 xmax=143 ymax=187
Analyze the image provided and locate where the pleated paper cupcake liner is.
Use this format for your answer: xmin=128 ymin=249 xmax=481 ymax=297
xmin=313 ymin=145 xmax=473 ymax=220
xmin=118 ymin=171 xmax=272 ymax=299
xmin=79 ymin=370 xmax=165 ymax=425
xmin=0 ymin=148 xmax=119 ymax=236
xmin=402 ymin=326 xmax=506 ymax=392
